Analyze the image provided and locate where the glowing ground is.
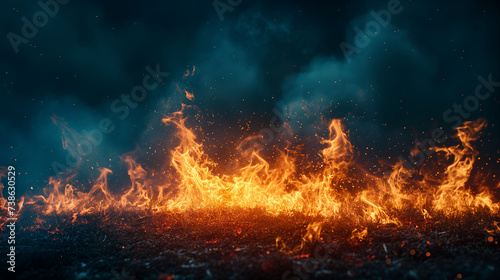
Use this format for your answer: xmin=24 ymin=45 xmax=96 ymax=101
xmin=2 ymin=208 xmax=499 ymax=280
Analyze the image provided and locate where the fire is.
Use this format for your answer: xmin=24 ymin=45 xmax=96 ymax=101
xmin=0 ymin=167 xmax=8 ymax=209
xmin=160 ymin=112 xmax=355 ymax=217
xmin=276 ymin=222 xmax=322 ymax=254
xmin=159 ymin=107 xmax=498 ymax=220
xmin=3 ymin=103 xmax=499 ymax=233
xmin=183 ymin=65 xmax=195 ymax=77
xmin=184 ymin=90 xmax=194 ymax=101
xmin=485 ymin=221 xmax=500 ymax=235
xmin=431 ymin=119 xmax=499 ymax=215
xmin=350 ymin=228 xmax=368 ymax=242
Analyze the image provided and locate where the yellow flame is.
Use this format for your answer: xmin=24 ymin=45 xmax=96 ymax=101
xmin=9 ymin=105 xmax=497 ymax=231
xmin=276 ymin=222 xmax=322 ymax=254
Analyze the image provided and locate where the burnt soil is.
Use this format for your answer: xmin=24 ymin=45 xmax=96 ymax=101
xmin=1 ymin=207 xmax=499 ymax=280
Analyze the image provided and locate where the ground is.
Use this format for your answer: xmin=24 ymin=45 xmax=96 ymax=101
xmin=1 ymin=208 xmax=499 ymax=280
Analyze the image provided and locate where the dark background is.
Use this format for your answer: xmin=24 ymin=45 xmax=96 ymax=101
xmin=1 ymin=0 xmax=499 ymax=195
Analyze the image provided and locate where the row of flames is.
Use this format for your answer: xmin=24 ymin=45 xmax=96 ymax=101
xmin=1 ymin=102 xmax=499 ymax=234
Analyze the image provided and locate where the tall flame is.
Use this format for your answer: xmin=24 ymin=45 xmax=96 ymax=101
xmin=9 ymin=105 xmax=497 ymax=230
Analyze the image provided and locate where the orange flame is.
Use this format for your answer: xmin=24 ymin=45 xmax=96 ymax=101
xmin=16 ymin=105 xmax=498 ymax=232
xmin=184 ymin=65 xmax=196 ymax=77
xmin=184 ymin=90 xmax=194 ymax=101
xmin=276 ymin=222 xmax=322 ymax=254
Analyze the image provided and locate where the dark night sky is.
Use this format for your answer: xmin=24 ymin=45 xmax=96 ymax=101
xmin=1 ymin=0 xmax=500 ymax=194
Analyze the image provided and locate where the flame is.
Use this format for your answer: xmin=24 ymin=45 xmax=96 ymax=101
xmin=183 ymin=65 xmax=195 ymax=77
xmin=13 ymin=104 xmax=498 ymax=234
xmin=276 ymin=222 xmax=322 ymax=254
xmin=184 ymin=90 xmax=194 ymax=101
xmin=350 ymin=228 xmax=368 ymax=242
xmin=485 ymin=221 xmax=500 ymax=235
xmin=29 ymin=168 xmax=114 ymax=216
xmin=160 ymin=111 xmax=355 ymax=217
xmin=431 ymin=119 xmax=499 ymax=216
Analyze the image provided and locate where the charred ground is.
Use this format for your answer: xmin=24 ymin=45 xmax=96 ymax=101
xmin=1 ymin=207 xmax=499 ymax=280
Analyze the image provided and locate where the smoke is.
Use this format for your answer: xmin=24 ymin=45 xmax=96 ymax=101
xmin=276 ymin=0 xmax=500 ymax=164
xmin=1 ymin=0 xmax=499 ymax=193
